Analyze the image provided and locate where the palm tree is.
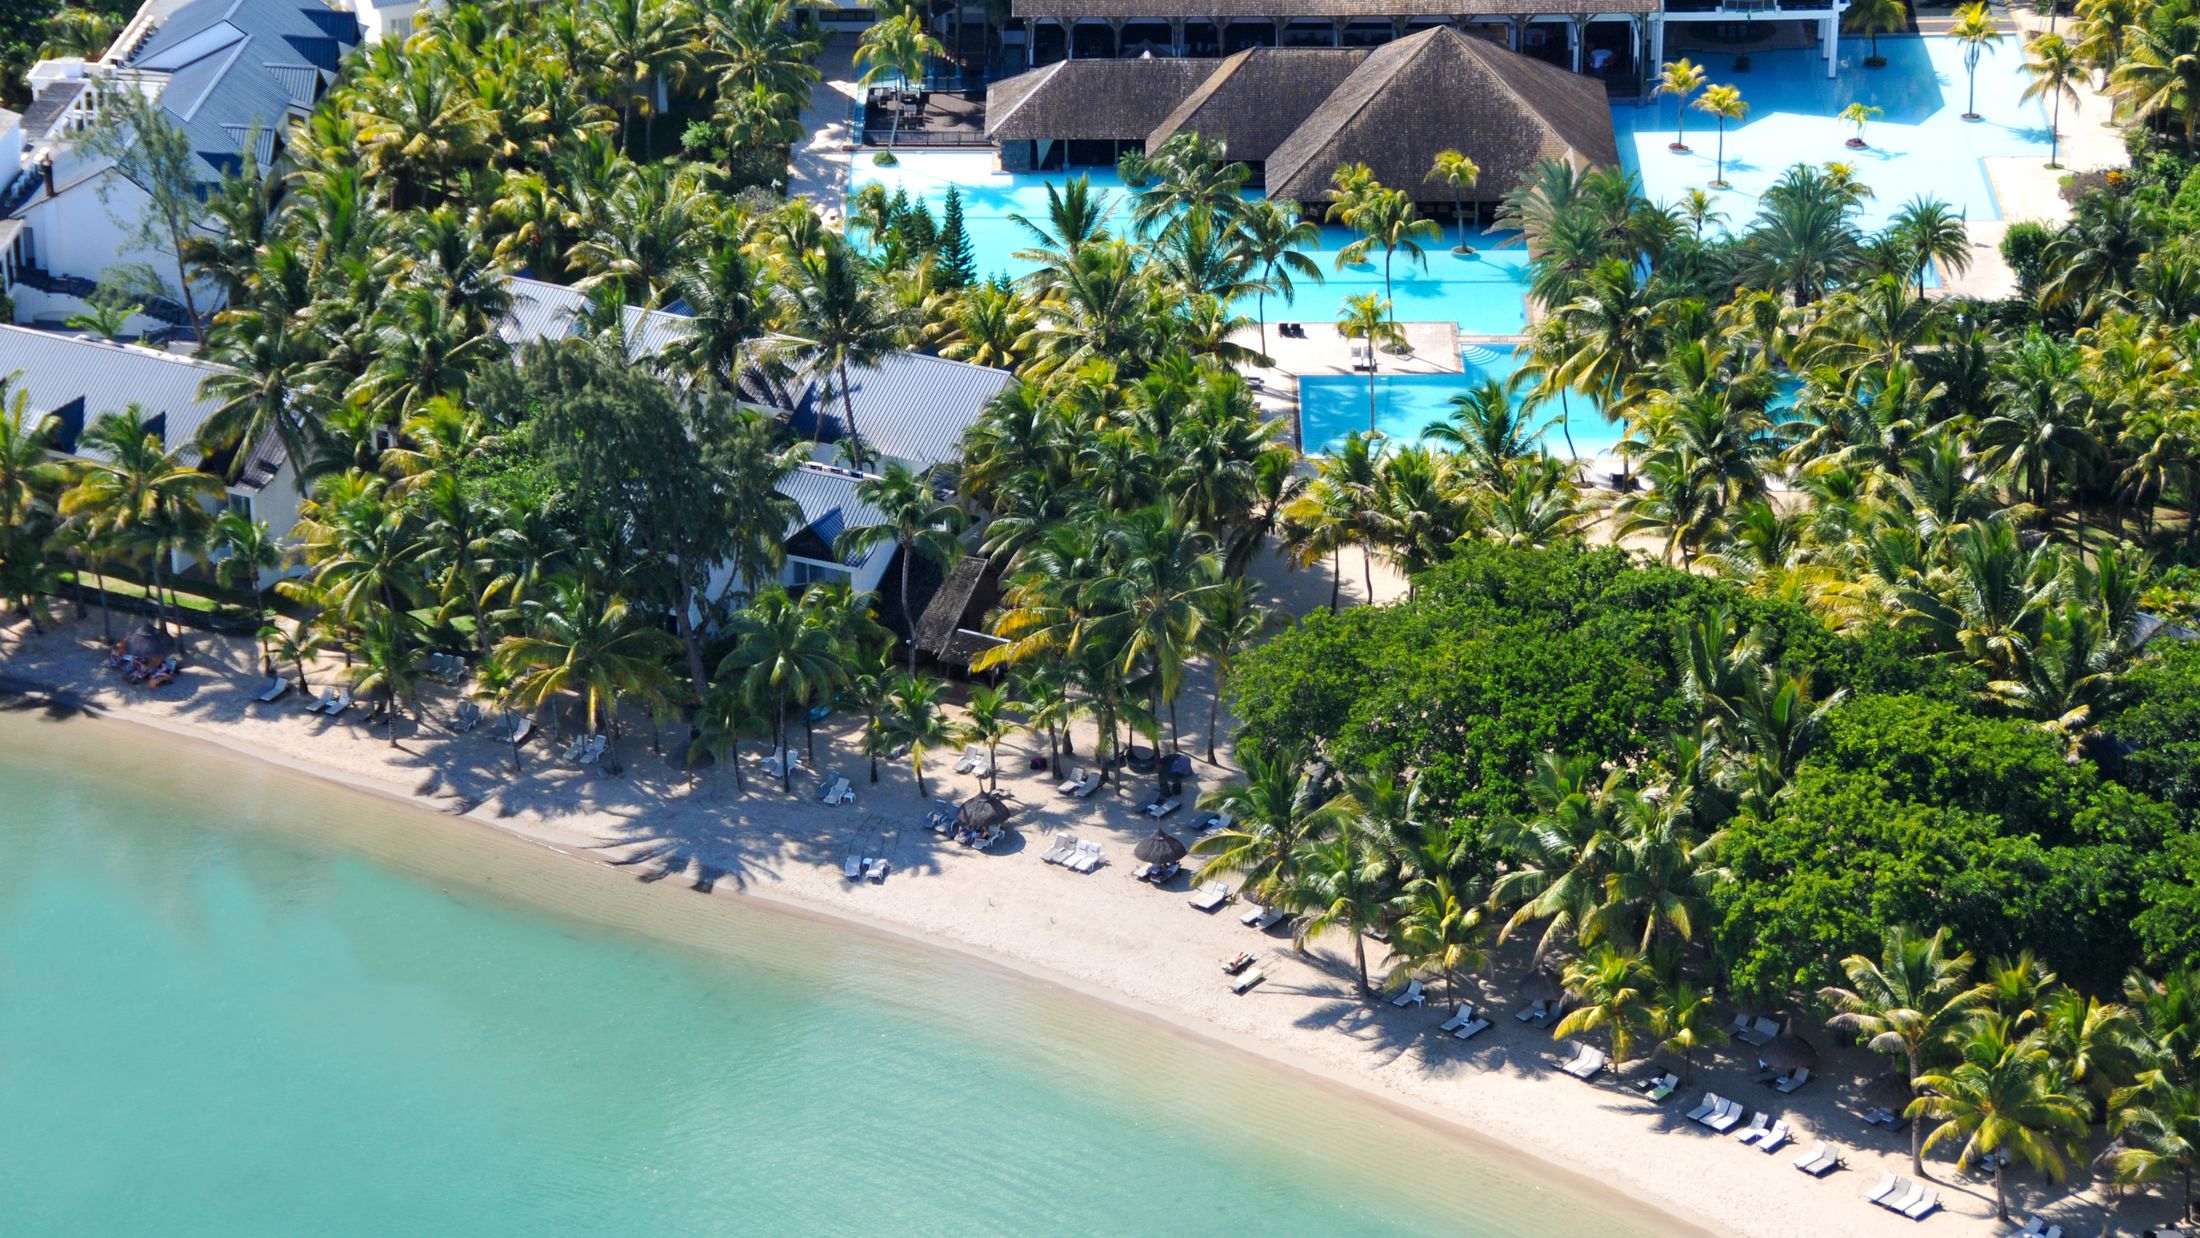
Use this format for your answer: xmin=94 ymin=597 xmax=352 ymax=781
xmin=1337 ymin=294 xmax=1406 ymax=432
xmin=1844 ymin=0 xmax=1909 ymax=66
xmin=1193 ymin=580 xmax=1269 ymax=763
xmin=855 ymin=13 xmax=943 ymax=151
xmin=1911 ymin=1023 xmax=2089 ymax=1222
xmin=59 ymin=406 xmax=221 ymax=634
xmin=345 ymin=609 xmax=424 ymax=746
xmin=959 ymin=683 xmax=1021 ymax=792
xmin=1423 ymin=377 xmax=1545 ymax=487
xmin=1695 ymin=84 xmax=1748 ymax=188
xmin=2107 ymin=1068 xmax=2200 ymax=1224
xmin=1654 ymin=58 xmax=1708 ymax=150
xmin=1488 ymin=753 xmax=1629 ymax=961
xmin=1390 ymin=873 xmax=1487 ymax=1003
xmin=209 ymin=511 xmax=282 ymax=670
xmin=1334 ymin=186 xmax=1440 ymax=318
xmin=1551 ymin=943 xmax=1654 ymax=1062
xmin=1282 ymin=832 xmax=1391 ymax=994
xmin=1950 ymin=2 xmax=2005 ymax=121
xmin=2111 ymin=5 xmax=2200 ymax=150
xmin=1427 ymin=150 xmax=1482 ymax=252
xmin=888 ymin=671 xmax=955 ymax=798
xmin=1889 ymin=196 xmax=1972 ymax=297
xmin=1981 ymin=328 xmax=2097 ymax=529
xmin=691 ymin=680 xmax=768 ymax=794
xmin=1230 ymin=198 xmax=1323 ymax=360
xmin=781 ymin=237 xmax=912 ymax=470
xmin=720 ymin=586 xmax=844 ymax=791
xmin=2022 ymin=32 xmax=2083 ymax=168
xmin=585 ymin=0 xmax=698 ymax=153
xmin=838 ymin=463 xmax=967 ymax=674
xmin=1822 ymin=925 xmax=1995 ymax=1175
xmin=1647 ymin=971 xmax=1728 ymax=1083
xmin=1104 ymin=500 xmax=1222 ymax=770
xmin=492 ymin=581 xmax=677 ymax=760
xmin=1190 ymin=746 xmax=1349 ymax=906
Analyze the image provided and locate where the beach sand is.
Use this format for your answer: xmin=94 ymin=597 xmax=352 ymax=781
xmin=0 ymin=560 xmax=2160 ymax=1238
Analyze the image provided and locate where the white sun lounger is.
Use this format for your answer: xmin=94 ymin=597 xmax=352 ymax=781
xmin=868 ymin=858 xmax=890 ymax=883
xmin=1231 ymin=967 xmax=1265 ymax=994
xmin=1775 ymin=1067 xmax=1813 ymax=1094
xmin=1902 ymin=1188 xmax=1940 ymax=1219
xmin=1557 ymin=1044 xmax=1607 ymax=1079
xmin=254 ymin=676 xmax=290 ymax=702
xmin=953 ymin=746 xmax=978 ymax=774
xmin=1644 ymin=1073 xmax=1679 ymax=1101
xmin=1685 ymin=1093 xmax=1720 ymax=1123
xmin=1072 ymin=771 xmax=1102 ymax=798
xmin=1454 ymin=1015 xmax=1491 ymax=1040
xmin=1735 ymin=1112 xmax=1771 ymax=1143
xmin=578 ymin=734 xmax=607 ymax=764
xmin=1390 ymin=979 xmax=1425 ymax=1008
xmin=325 ymin=686 xmax=353 ymax=715
xmin=1871 ymin=1174 xmax=1910 ymax=1207
xmin=1439 ymin=1004 xmax=1475 ymax=1032
xmin=1247 ymin=906 xmax=1284 ymax=930
xmin=1758 ymin=1120 xmax=1792 ymax=1153
xmin=969 ymin=753 xmax=992 ymax=779
xmin=1514 ymin=999 xmax=1550 ymax=1025
xmin=303 ymin=687 xmax=336 ymax=714
xmin=1792 ymin=1142 xmax=1837 ymax=1175
xmin=1741 ymin=1015 xmax=1781 ymax=1047
xmin=2014 ymin=1218 xmax=2062 ymax=1238
xmin=1189 ymin=883 xmax=1230 ymax=911
xmin=1706 ymin=1099 xmax=1746 ymax=1131
xmin=1040 ymin=833 xmax=1078 ymax=864
xmin=1068 ymin=841 xmax=1103 ymax=873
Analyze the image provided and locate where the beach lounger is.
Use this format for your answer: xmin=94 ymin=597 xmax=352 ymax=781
xmin=1069 ymin=841 xmax=1103 ymax=873
xmin=1686 ymin=1093 xmax=1720 ymax=1124
xmin=969 ymin=753 xmax=992 ymax=779
xmin=1758 ymin=1121 xmax=1791 ymax=1153
xmin=1056 ymin=767 xmax=1088 ymax=795
xmin=1071 ymin=772 xmax=1101 ymax=798
xmin=1706 ymin=1100 xmax=1746 ymax=1132
xmin=1514 ymin=999 xmax=1549 ymax=1025
xmin=1645 ymin=1074 xmax=1679 ymax=1102
xmin=1439 ymin=1004 xmax=1475 ymax=1033
xmin=1231 ymin=968 xmax=1265 ymax=995
xmin=1903 ymin=1189 xmax=1941 ymax=1220
xmin=1735 ymin=1112 xmax=1770 ymax=1143
xmin=303 ymin=688 xmax=336 ymax=714
xmin=1560 ymin=1044 xmax=1607 ymax=1080
xmin=1390 ymin=979 xmax=1425 ymax=1008
xmin=1775 ymin=1067 xmax=1812 ymax=1094
xmin=1040 ymin=833 xmax=1078 ymax=864
xmin=1870 ymin=1174 xmax=1910 ymax=1207
xmin=1793 ymin=1143 xmax=1839 ymax=1176
xmin=578 ymin=734 xmax=607 ymax=765
xmin=1454 ymin=1016 xmax=1491 ymax=1040
xmin=2015 ymin=1219 xmax=2062 ymax=1238
xmin=563 ymin=734 xmax=589 ymax=762
xmin=953 ymin=746 xmax=978 ymax=774
xmin=1131 ymin=862 xmax=1154 ymax=881
xmin=1729 ymin=1012 xmax=1755 ymax=1039
xmin=1246 ymin=906 xmax=1284 ymax=930
xmin=1142 ymin=798 xmax=1181 ymax=818
xmin=1239 ymin=903 xmax=1269 ymax=926
xmin=1222 ymin=952 xmax=1255 ymax=975
xmin=254 ymin=676 xmax=290 ymax=703
xmin=868 ymin=858 xmax=890 ymax=883
xmin=1188 ymin=883 xmax=1230 ymax=912
xmin=325 ymin=687 xmax=353 ymax=716
xmin=1739 ymin=1016 xmax=1781 ymax=1047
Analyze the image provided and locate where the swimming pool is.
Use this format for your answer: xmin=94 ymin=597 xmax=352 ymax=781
xmin=1615 ymin=35 xmax=2053 ymax=232
xmin=1297 ymin=344 xmax=1622 ymax=458
xmin=848 ymin=151 xmax=1536 ymax=335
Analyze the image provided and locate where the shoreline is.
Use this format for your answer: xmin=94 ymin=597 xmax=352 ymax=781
xmin=0 ymin=618 xmax=2148 ymax=1237
xmin=0 ymin=670 xmax=1716 ymax=1238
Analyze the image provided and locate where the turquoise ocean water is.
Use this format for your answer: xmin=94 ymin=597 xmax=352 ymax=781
xmin=0 ymin=708 xmax=1693 ymax=1237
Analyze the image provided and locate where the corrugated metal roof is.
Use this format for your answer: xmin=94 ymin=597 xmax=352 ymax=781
xmin=127 ymin=0 xmax=356 ymax=184
xmin=783 ymin=351 xmax=1012 ymax=472
xmin=0 ymin=324 xmax=260 ymax=473
xmin=499 ymin=277 xmax=698 ymax=363
xmin=778 ymin=463 xmax=888 ymax=570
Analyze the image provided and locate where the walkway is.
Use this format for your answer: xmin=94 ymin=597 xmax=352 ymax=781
xmin=787 ymin=35 xmax=861 ymax=210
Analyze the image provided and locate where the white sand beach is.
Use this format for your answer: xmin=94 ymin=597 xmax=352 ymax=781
xmin=0 ymin=568 xmax=2164 ymax=1238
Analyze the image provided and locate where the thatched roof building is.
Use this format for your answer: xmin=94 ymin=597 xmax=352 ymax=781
xmin=986 ymin=58 xmax=1222 ymax=142
xmin=1013 ymin=0 xmax=1653 ymax=15
xmin=986 ymin=27 xmax=1616 ymax=206
xmin=1263 ymin=27 xmax=1617 ymax=204
xmin=1145 ymin=47 xmax=1367 ymax=162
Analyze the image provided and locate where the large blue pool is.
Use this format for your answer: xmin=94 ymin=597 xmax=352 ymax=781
xmin=848 ymin=151 xmax=1537 ymax=336
xmin=1297 ymin=344 xmax=1621 ymax=458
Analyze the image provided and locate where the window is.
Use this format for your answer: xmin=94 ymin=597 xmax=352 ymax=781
xmin=785 ymin=559 xmax=851 ymax=588
xmin=224 ymin=493 xmax=252 ymax=522
xmin=386 ymin=15 xmax=413 ymax=40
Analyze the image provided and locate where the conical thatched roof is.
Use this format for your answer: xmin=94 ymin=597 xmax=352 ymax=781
xmin=986 ymin=58 xmax=1222 ymax=142
xmin=1146 ymin=47 xmax=1369 ymax=163
xmin=1262 ymin=26 xmax=1617 ymax=206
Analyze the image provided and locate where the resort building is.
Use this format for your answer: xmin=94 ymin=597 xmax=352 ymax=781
xmin=2 ymin=0 xmax=359 ymax=333
xmin=1001 ymin=0 xmax=1850 ymax=83
xmin=498 ymin=277 xmax=1011 ymax=602
xmin=986 ymin=26 xmax=1618 ymax=208
xmin=0 ymin=323 xmax=305 ymax=582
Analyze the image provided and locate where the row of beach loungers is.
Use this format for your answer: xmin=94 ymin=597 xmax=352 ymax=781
xmin=1866 ymin=1172 xmax=1943 ymax=1221
xmin=1055 ymin=768 xmax=1101 ymax=797
xmin=952 ymin=747 xmax=993 ymax=779
xmin=1039 ymin=833 xmax=1104 ymax=872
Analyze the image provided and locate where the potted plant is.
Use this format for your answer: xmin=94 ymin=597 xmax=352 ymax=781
xmin=1840 ymin=102 xmax=1883 ymax=149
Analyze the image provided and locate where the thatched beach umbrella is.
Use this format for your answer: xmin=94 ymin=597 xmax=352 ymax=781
xmin=1134 ymin=829 xmax=1187 ymax=865
xmin=1863 ymin=1070 xmax=1915 ymax=1112
xmin=120 ymin=625 xmax=175 ymax=660
xmin=1163 ymin=752 xmax=1193 ymax=779
xmin=956 ymin=792 xmax=1014 ymax=832
xmin=1521 ymin=969 xmax=1564 ymax=1005
xmin=1759 ymin=1030 xmax=1820 ymax=1074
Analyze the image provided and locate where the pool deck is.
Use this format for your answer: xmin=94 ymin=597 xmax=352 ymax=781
xmin=788 ymin=36 xmax=861 ymax=209
xmin=1241 ymin=320 xmax=1469 ymax=452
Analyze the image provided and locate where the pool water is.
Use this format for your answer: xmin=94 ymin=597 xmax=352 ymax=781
xmin=849 ymin=151 xmax=1536 ymax=335
xmin=1298 ymin=344 xmax=1621 ymax=458
xmin=1616 ymin=35 xmax=2053 ymax=232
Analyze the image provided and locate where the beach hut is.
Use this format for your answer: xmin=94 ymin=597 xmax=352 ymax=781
xmin=1759 ymin=1029 xmax=1820 ymax=1074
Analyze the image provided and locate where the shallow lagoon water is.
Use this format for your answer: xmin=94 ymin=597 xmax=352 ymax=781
xmin=0 ymin=708 xmax=1697 ymax=1236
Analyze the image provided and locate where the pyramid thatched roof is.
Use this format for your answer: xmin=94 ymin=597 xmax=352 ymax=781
xmin=1146 ymin=47 xmax=1368 ymax=162
xmin=1263 ymin=27 xmax=1617 ymax=205
xmin=1015 ymin=0 xmax=1654 ymax=16
xmin=986 ymin=58 xmax=1222 ymax=142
